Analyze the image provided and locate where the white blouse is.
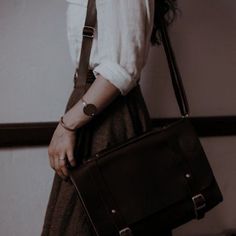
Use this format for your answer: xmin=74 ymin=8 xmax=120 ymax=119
xmin=66 ymin=0 xmax=154 ymax=95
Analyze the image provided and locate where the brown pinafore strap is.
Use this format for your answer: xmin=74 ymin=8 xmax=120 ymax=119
xmin=73 ymin=0 xmax=97 ymax=94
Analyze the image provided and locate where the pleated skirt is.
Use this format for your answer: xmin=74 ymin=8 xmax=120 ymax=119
xmin=41 ymin=70 xmax=172 ymax=236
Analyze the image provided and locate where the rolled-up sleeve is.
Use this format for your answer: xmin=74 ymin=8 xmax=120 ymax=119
xmin=93 ymin=0 xmax=154 ymax=96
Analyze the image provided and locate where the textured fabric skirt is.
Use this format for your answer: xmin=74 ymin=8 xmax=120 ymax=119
xmin=41 ymin=70 xmax=172 ymax=236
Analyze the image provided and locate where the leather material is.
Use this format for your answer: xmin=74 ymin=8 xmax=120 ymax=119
xmin=159 ymin=11 xmax=189 ymax=116
xmin=70 ymin=118 xmax=223 ymax=235
xmin=74 ymin=0 xmax=97 ymax=96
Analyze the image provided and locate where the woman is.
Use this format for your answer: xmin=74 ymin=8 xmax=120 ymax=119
xmin=41 ymin=0 xmax=178 ymax=235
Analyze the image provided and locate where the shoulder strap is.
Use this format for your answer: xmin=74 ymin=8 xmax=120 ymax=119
xmin=158 ymin=4 xmax=189 ymax=116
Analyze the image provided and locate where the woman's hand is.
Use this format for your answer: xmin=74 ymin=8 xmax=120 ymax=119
xmin=47 ymin=74 xmax=120 ymax=180
xmin=48 ymin=123 xmax=77 ymax=181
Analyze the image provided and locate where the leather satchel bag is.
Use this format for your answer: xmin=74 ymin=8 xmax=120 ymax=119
xmin=69 ymin=0 xmax=223 ymax=235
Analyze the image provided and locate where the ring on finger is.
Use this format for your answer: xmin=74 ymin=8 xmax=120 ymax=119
xmin=59 ymin=156 xmax=66 ymax=161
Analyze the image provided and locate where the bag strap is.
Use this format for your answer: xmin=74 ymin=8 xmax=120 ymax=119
xmin=158 ymin=5 xmax=190 ymax=116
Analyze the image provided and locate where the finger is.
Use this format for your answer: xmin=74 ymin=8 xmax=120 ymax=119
xmin=55 ymin=156 xmax=67 ymax=180
xmin=59 ymin=158 xmax=69 ymax=178
xmin=48 ymin=155 xmax=55 ymax=170
xmin=48 ymin=148 xmax=55 ymax=170
xmin=67 ymin=150 xmax=76 ymax=167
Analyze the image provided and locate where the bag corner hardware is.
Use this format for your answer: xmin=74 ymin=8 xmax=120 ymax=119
xmin=119 ymin=227 xmax=133 ymax=236
xmin=192 ymin=193 xmax=206 ymax=219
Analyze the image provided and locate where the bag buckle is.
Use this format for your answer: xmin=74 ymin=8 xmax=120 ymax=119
xmin=119 ymin=227 xmax=133 ymax=236
xmin=192 ymin=194 xmax=206 ymax=219
xmin=83 ymin=26 xmax=95 ymax=38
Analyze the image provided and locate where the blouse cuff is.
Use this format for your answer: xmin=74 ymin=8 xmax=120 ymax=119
xmin=93 ymin=60 xmax=138 ymax=96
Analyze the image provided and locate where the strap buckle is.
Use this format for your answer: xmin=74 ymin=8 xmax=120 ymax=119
xmin=83 ymin=26 xmax=95 ymax=38
xmin=192 ymin=194 xmax=206 ymax=219
xmin=119 ymin=227 xmax=133 ymax=236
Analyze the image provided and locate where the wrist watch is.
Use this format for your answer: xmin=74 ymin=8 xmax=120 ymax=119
xmin=81 ymin=97 xmax=97 ymax=118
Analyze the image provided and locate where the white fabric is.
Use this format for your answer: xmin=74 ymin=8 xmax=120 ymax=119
xmin=66 ymin=0 xmax=155 ymax=95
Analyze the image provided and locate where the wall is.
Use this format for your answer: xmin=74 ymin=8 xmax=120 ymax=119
xmin=0 ymin=0 xmax=73 ymax=123
xmin=0 ymin=0 xmax=235 ymax=235
xmin=141 ymin=0 xmax=236 ymax=117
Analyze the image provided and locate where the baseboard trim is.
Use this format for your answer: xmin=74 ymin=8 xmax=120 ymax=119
xmin=0 ymin=116 xmax=235 ymax=147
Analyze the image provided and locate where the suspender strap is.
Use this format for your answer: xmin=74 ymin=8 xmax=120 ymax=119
xmin=74 ymin=0 xmax=97 ymax=94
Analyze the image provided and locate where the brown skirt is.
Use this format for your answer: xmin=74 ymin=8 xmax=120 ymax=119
xmin=41 ymin=70 xmax=171 ymax=236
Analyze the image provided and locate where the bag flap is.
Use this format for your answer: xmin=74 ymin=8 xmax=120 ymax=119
xmin=94 ymin=119 xmax=216 ymax=224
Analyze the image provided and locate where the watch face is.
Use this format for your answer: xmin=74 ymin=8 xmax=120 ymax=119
xmin=83 ymin=104 xmax=97 ymax=116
